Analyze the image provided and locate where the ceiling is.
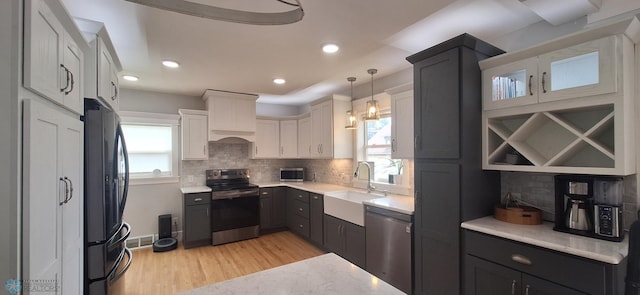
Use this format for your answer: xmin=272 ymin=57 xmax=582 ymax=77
xmin=59 ymin=0 xmax=601 ymax=105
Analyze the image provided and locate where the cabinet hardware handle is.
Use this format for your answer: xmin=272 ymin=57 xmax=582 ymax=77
xmin=65 ymin=69 xmax=75 ymax=95
xmin=541 ymin=72 xmax=547 ymax=93
xmin=60 ymin=64 xmax=71 ymax=93
xmin=511 ymin=280 xmax=516 ymax=295
xmin=511 ymin=254 xmax=532 ymax=265
xmin=111 ymin=81 xmax=117 ymax=100
xmin=525 ymin=285 xmax=530 ymax=295
xmin=194 ymin=198 xmax=202 ymax=202
xmin=299 ymin=224 xmax=303 ymax=228
xmin=206 ymin=208 xmax=209 ymax=217
xmin=64 ymin=176 xmax=73 ymax=204
xmin=528 ymin=75 xmax=533 ymax=96
xmin=298 ymin=208 xmax=303 ymax=212
xmin=255 ymin=146 xmax=258 ymax=155
xmin=59 ymin=177 xmax=68 ymax=205
xmin=261 ymin=192 xmax=269 ymax=195
xmin=392 ymin=138 xmax=396 ymax=152
xmin=414 ymin=136 xmax=419 ymax=151
xmin=308 ymin=145 xmax=311 ymax=154
xmin=280 ymin=146 xmax=283 ymax=156
xmin=313 ymin=196 xmax=318 ymax=200
xmin=203 ymin=145 xmax=206 ymax=155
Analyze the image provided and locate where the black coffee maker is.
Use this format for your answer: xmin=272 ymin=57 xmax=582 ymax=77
xmin=554 ymin=174 xmax=624 ymax=242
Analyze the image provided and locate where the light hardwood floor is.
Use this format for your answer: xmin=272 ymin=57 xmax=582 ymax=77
xmin=120 ymin=231 xmax=325 ymax=295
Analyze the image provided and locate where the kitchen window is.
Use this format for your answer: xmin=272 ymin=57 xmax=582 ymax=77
xmin=363 ymin=113 xmax=397 ymax=183
xmin=120 ymin=111 xmax=180 ymax=185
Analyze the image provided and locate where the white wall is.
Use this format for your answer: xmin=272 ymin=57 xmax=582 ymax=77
xmin=123 ymin=183 xmax=183 ymax=238
xmin=119 ymin=88 xmax=205 ymax=114
xmin=1 ymin=0 xmax=20 ymax=283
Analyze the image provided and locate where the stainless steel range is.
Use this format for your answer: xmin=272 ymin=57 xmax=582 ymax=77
xmin=206 ymin=169 xmax=260 ymax=245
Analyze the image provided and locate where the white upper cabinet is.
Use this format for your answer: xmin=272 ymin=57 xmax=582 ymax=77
xmin=24 ymin=0 xmax=86 ymax=115
xmin=251 ymin=119 xmax=280 ymax=158
xmin=280 ymin=119 xmax=298 ymax=158
xmin=483 ymin=36 xmax=617 ymax=111
xmin=298 ymin=116 xmax=312 ymax=158
xmin=179 ymin=109 xmax=208 ymax=160
xmin=75 ymin=18 xmax=122 ymax=112
xmin=481 ymin=17 xmax=640 ymax=175
xmin=388 ymin=85 xmax=414 ymax=159
xmin=203 ymin=89 xmax=258 ymax=142
xmin=309 ymin=96 xmax=353 ymax=159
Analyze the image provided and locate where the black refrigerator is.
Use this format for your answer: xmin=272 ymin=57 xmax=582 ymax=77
xmin=84 ymin=98 xmax=132 ymax=294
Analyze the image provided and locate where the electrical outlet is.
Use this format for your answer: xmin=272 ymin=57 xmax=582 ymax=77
xmin=172 ymin=217 xmax=178 ymax=231
xmin=188 ymin=175 xmax=194 ymax=183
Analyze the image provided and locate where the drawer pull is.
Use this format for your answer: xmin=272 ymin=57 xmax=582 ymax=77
xmin=511 ymin=254 xmax=532 ymax=265
xmin=525 ymin=285 xmax=530 ymax=295
xmin=299 ymin=224 xmax=303 ymax=228
xmin=298 ymin=208 xmax=303 ymax=212
xmin=194 ymin=198 xmax=202 ymax=202
xmin=511 ymin=280 xmax=516 ymax=295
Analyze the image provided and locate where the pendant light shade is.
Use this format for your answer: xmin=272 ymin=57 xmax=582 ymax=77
xmin=364 ymin=68 xmax=380 ymax=121
xmin=345 ymin=77 xmax=357 ymax=129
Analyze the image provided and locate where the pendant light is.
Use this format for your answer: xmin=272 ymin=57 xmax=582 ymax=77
xmin=345 ymin=77 xmax=357 ymax=129
xmin=364 ymin=68 xmax=380 ymax=121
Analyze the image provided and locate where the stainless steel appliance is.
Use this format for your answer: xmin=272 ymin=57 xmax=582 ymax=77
xmin=280 ymin=167 xmax=304 ymax=182
xmin=84 ymin=98 xmax=132 ymax=294
xmin=594 ymin=177 xmax=624 ymax=240
xmin=554 ymin=174 xmax=624 ymax=242
xmin=365 ymin=205 xmax=412 ymax=294
xmin=206 ymin=169 xmax=260 ymax=245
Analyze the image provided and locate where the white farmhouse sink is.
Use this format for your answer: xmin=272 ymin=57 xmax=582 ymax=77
xmin=323 ymin=190 xmax=381 ymax=226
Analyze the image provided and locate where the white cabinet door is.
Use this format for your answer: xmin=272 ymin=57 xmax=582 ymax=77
xmin=482 ymin=57 xmax=538 ymax=110
xmin=24 ymin=0 xmax=64 ymax=105
xmin=538 ymin=36 xmax=617 ymax=103
xmin=311 ymin=101 xmax=333 ymax=158
xmin=298 ymin=116 xmax=312 ymax=158
xmin=252 ymin=119 xmax=280 ymax=158
xmin=391 ymin=90 xmax=414 ymax=159
xmin=234 ymin=98 xmax=257 ymax=133
xmin=62 ymin=34 xmax=83 ymax=114
xmin=24 ymin=99 xmax=84 ymax=295
xmin=60 ymin=114 xmax=84 ymax=295
xmin=24 ymin=0 xmax=84 ymax=115
xmin=98 ymin=38 xmax=119 ymax=109
xmin=280 ymin=120 xmax=298 ymax=158
xmin=180 ymin=112 xmax=208 ymax=160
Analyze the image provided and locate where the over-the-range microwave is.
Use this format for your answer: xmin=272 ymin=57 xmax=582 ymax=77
xmin=280 ymin=168 xmax=304 ymax=182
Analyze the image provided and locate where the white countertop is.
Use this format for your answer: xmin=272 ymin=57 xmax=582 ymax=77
xmin=177 ymin=253 xmax=404 ymax=295
xmin=461 ymin=216 xmax=628 ymax=264
xmin=180 ymin=186 xmax=211 ymax=194
xmin=256 ymin=182 xmax=414 ymax=214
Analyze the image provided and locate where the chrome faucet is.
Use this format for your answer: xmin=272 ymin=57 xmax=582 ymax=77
xmin=354 ymin=161 xmax=376 ymax=193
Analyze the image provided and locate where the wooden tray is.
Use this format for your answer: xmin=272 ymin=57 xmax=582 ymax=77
xmin=494 ymin=205 xmax=542 ymax=225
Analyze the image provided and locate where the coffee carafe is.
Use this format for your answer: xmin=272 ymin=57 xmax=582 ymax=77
xmin=565 ymin=198 xmax=591 ymax=231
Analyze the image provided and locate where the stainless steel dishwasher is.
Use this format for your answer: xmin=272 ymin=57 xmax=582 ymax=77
xmin=365 ymin=205 xmax=413 ymax=294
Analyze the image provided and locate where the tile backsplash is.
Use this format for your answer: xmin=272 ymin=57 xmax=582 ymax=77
xmin=501 ymin=171 xmax=638 ymax=230
xmin=180 ymin=142 xmax=354 ymax=186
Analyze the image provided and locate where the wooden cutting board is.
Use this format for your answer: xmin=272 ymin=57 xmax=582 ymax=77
xmin=494 ymin=205 xmax=542 ymax=225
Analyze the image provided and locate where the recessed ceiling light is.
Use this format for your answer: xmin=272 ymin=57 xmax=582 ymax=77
xmin=322 ymin=44 xmax=339 ymax=53
xmin=123 ymin=75 xmax=139 ymax=81
xmin=273 ymin=78 xmax=286 ymax=85
xmin=162 ymin=60 xmax=180 ymax=68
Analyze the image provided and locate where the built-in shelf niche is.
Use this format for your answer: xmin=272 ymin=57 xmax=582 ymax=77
xmin=486 ymin=104 xmax=615 ymax=169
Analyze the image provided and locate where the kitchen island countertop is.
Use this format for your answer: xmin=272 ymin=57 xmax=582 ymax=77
xmin=462 ymin=216 xmax=628 ymax=264
xmin=177 ymin=253 xmax=404 ymax=295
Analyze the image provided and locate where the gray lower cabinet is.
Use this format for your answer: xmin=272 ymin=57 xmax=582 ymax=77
xmin=286 ymin=188 xmax=310 ymax=238
xmin=260 ymin=187 xmax=287 ymax=231
xmin=182 ymin=192 xmax=211 ymax=249
xmin=324 ymin=214 xmax=366 ymax=268
xmin=464 ymin=230 xmax=626 ymax=295
xmin=309 ymin=193 xmax=323 ymax=245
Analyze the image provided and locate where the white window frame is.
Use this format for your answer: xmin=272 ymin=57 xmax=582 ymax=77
xmin=352 ymin=93 xmax=411 ymax=195
xmin=120 ymin=111 xmax=180 ymax=185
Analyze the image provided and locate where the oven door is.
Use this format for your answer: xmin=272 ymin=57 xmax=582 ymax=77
xmin=211 ymin=195 xmax=259 ymax=232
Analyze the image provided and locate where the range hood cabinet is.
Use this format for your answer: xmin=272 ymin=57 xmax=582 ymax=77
xmin=203 ymin=89 xmax=258 ymax=142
